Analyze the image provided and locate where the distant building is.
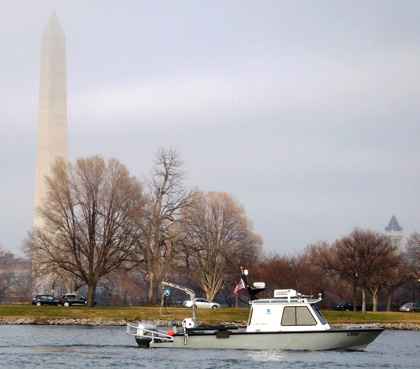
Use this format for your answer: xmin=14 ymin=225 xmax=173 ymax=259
xmin=384 ymin=215 xmax=404 ymax=252
xmin=0 ymin=253 xmax=32 ymax=304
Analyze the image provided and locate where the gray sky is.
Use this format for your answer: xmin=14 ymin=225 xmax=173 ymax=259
xmin=1 ymin=1 xmax=419 ymax=256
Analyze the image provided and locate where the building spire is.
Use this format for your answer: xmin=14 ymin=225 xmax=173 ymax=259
xmin=34 ymin=12 xmax=67 ymax=227
xmin=33 ymin=12 xmax=68 ymax=293
xmin=384 ymin=215 xmax=403 ymax=253
xmin=42 ymin=11 xmax=65 ymax=39
xmin=385 ymin=214 xmax=403 ymax=232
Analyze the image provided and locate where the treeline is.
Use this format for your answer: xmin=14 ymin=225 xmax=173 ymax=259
xmin=251 ymin=229 xmax=420 ymax=312
xmin=24 ymin=148 xmax=261 ymax=307
xmin=2 ymin=148 xmax=419 ymax=311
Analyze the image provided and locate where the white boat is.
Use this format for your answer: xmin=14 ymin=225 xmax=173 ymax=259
xmin=127 ymin=270 xmax=383 ymax=351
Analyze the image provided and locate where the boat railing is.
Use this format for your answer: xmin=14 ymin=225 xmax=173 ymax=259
xmin=126 ymin=323 xmax=174 ymax=343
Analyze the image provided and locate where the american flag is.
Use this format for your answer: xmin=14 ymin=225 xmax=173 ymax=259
xmin=234 ymin=279 xmax=245 ymax=295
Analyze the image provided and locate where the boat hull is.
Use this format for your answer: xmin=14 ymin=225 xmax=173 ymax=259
xmin=149 ymin=328 xmax=383 ymax=351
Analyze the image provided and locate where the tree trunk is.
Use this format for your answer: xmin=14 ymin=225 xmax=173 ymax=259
xmin=64 ymin=279 xmax=73 ymax=294
xmin=353 ymin=285 xmax=357 ymax=312
xmin=372 ymin=290 xmax=378 ymax=312
xmin=87 ymin=282 xmax=97 ymax=308
xmin=147 ymin=272 xmax=159 ymax=305
xmin=361 ymin=287 xmax=366 ymax=314
xmin=205 ymin=286 xmax=218 ymax=301
xmin=368 ymin=285 xmax=380 ymax=312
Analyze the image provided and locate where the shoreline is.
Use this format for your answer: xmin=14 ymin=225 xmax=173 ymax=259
xmin=1 ymin=318 xmax=419 ymax=330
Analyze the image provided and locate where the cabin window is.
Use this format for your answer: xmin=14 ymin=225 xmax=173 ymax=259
xmin=311 ymin=304 xmax=327 ymax=325
xmin=281 ymin=306 xmax=317 ymax=326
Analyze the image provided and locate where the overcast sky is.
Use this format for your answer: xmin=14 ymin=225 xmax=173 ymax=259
xmin=1 ymin=1 xmax=419 ymax=257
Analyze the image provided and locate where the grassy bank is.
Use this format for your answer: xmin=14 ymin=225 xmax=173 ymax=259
xmin=322 ymin=310 xmax=420 ymax=325
xmin=0 ymin=305 xmax=249 ymax=324
xmin=1 ymin=305 xmax=420 ymax=325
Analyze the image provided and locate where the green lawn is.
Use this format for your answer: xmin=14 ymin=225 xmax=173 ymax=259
xmin=1 ymin=305 xmax=420 ymax=325
xmin=323 ymin=310 xmax=420 ymax=325
xmin=0 ymin=305 xmax=250 ymax=324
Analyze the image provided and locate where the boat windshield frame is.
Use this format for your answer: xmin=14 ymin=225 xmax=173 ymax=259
xmin=247 ymin=305 xmax=254 ymax=326
xmin=311 ymin=303 xmax=327 ymax=325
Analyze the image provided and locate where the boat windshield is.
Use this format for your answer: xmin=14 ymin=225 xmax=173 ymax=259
xmin=311 ymin=304 xmax=327 ymax=325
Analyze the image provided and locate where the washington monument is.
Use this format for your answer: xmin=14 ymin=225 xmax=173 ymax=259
xmin=34 ymin=12 xmax=67 ymax=226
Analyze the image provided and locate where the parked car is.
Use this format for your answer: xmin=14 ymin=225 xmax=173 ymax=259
xmin=332 ymin=302 xmax=362 ymax=311
xmin=32 ymin=294 xmax=60 ymax=306
xmin=59 ymin=294 xmax=88 ymax=307
xmin=399 ymin=302 xmax=420 ymax=312
xmin=184 ymin=298 xmax=221 ymax=309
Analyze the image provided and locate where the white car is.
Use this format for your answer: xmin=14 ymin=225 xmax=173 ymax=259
xmin=184 ymin=298 xmax=221 ymax=309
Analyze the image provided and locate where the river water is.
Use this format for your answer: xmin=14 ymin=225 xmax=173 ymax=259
xmin=0 ymin=326 xmax=419 ymax=368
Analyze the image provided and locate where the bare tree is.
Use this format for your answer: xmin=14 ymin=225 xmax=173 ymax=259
xmin=252 ymin=253 xmax=296 ymax=298
xmin=181 ymin=191 xmax=262 ymax=301
xmin=54 ymin=269 xmax=85 ymax=294
xmin=292 ymin=243 xmax=333 ymax=303
xmin=251 ymin=244 xmax=331 ymax=306
xmin=364 ymin=243 xmax=406 ymax=312
xmin=382 ymin=255 xmax=416 ymax=311
xmin=320 ymin=228 xmax=397 ymax=313
xmin=31 ymin=156 xmax=145 ymax=307
xmin=131 ymin=148 xmax=195 ymax=305
xmin=406 ymin=232 xmax=420 ymax=268
xmin=317 ymin=240 xmax=361 ymax=311
xmin=101 ymin=269 xmax=149 ymax=306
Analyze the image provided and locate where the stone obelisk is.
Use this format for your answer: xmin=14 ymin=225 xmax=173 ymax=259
xmin=34 ymin=12 xmax=67 ymax=226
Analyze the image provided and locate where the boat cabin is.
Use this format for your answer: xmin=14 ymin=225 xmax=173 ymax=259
xmin=246 ymin=288 xmax=330 ymax=332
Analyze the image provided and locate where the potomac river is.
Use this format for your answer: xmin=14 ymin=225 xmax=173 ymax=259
xmin=0 ymin=325 xmax=419 ymax=369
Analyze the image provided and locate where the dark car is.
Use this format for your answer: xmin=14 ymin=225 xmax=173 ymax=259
xmin=399 ymin=302 xmax=420 ymax=312
xmin=59 ymin=294 xmax=88 ymax=307
xmin=32 ymin=294 xmax=60 ymax=306
xmin=333 ymin=302 xmax=362 ymax=311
